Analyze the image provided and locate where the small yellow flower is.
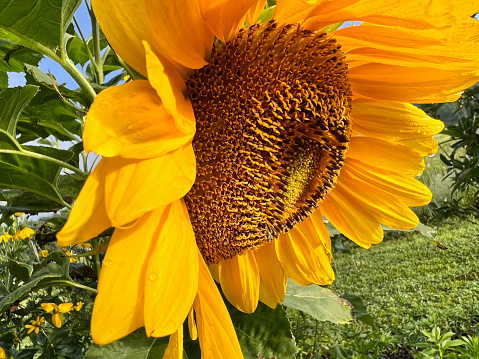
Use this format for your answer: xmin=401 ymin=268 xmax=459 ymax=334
xmin=0 ymin=233 xmax=12 ymax=243
xmin=0 ymin=347 xmax=5 ymax=359
xmin=79 ymin=243 xmax=92 ymax=249
xmin=61 ymin=248 xmax=77 ymax=262
xmin=14 ymin=212 xmax=25 ymax=219
xmin=74 ymin=301 xmax=84 ymax=311
xmin=38 ymin=250 xmax=49 ymax=258
xmin=41 ymin=303 xmax=73 ymax=328
xmin=13 ymin=227 xmax=35 ymax=241
xmin=13 ymin=333 xmax=21 ymax=344
xmin=25 ymin=316 xmax=44 ymax=335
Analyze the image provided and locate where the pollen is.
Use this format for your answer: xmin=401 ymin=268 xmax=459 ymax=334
xmin=184 ymin=20 xmax=352 ymax=264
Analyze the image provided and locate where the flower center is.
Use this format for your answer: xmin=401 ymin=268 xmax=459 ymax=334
xmin=184 ymin=21 xmax=352 ymax=264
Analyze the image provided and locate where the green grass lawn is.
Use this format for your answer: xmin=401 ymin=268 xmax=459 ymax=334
xmin=293 ymin=219 xmax=479 ymax=358
xmin=331 ymin=220 xmax=479 ymax=334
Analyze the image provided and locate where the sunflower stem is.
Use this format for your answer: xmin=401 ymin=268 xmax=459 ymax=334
xmin=92 ymin=238 xmax=101 ymax=276
xmin=91 ymin=11 xmax=104 ymax=84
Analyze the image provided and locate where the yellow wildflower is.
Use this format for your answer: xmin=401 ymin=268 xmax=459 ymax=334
xmin=25 ymin=316 xmax=45 ymax=335
xmin=61 ymin=249 xmax=77 ymax=262
xmin=14 ymin=212 xmax=25 ymax=219
xmin=74 ymin=301 xmax=84 ymax=311
xmin=0 ymin=233 xmax=12 ymax=243
xmin=0 ymin=347 xmax=5 ymax=359
xmin=41 ymin=303 xmax=73 ymax=328
xmin=39 ymin=250 xmax=49 ymax=258
xmin=57 ymin=0 xmax=479 ymax=356
xmin=13 ymin=227 xmax=35 ymax=241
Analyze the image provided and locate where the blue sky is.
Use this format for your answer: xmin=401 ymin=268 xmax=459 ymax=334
xmin=8 ymin=1 xmax=92 ymax=88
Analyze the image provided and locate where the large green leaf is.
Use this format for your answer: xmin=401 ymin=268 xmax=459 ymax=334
xmin=15 ymin=66 xmax=83 ymax=142
xmin=0 ymin=71 xmax=7 ymax=90
xmin=0 ymin=257 xmax=69 ymax=312
xmin=228 ymin=301 xmax=298 ymax=359
xmin=0 ymin=86 xmax=39 ymax=135
xmin=84 ymin=331 xmax=171 ymax=359
xmin=282 ymin=279 xmax=352 ymax=324
xmin=0 ymin=40 xmax=42 ymax=73
xmin=0 ymin=0 xmax=82 ymax=54
xmin=0 ymin=131 xmax=73 ymax=205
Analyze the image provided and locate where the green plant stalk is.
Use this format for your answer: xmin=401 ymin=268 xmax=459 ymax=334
xmin=59 ymin=56 xmax=97 ymax=101
xmin=90 ymin=5 xmax=104 ymax=84
xmin=92 ymin=238 xmax=101 ymax=277
xmin=37 ymin=280 xmax=98 ymax=294
xmin=72 ymin=16 xmax=96 ymax=70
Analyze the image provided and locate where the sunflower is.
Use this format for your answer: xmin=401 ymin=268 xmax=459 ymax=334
xmin=57 ymin=0 xmax=479 ymax=357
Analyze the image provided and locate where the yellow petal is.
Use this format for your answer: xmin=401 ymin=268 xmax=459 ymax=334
xmin=41 ymin=303 xmax=55 ymax=313
xmin=349 ymin=63 xmax=479 ymax=104
xmin=301 ymin=0 xmax=478 ymax=31
xmin=52 ymin=313 xmax=62 ymax=328
xmin=346 ymin=137 xmax=425 ymax=177
xmin=274 ymin=0 xmax=312 ymax=25
xmin=351 ymin=99 xmax=444 ymax=141
xmin=91 ymin=207 xmax=167 ymax=345
xmin=335 ymin=24 xmax=479 ymax=67
xmin=318 ymin=187 xmax=383 ymax=248
xmin=219 ymin=251 xmax=260 ymax=313
xmin=91 ymin=0 xmax=158 ymax=76
xmin=163 ymin=326 xmax=184 ymax=359
xmin=194 ymin=253 xmax=244 ymax=359
xmin=57 ymin=303 xmax=73 ymax=313
xmin=254 ymin=242 xmax=287 ymax=305
xmin=346 ymin=159 xmax=432 ymax=207
xmin=398 ymin=137 xmax=439 ymax=156
xmin=338 ymin=168 xmax=420 ymax=229
xmin=144 ymin=42 xmax=196 ymax=135
xmin=188 ymin=308 xmax=198 ymax=341
xmin=84 ymin=80 xmax=195 ymax=159
xmin=208 ymin=263 xmax=220 ymax=282
xmin=258 ymin=281 xmax=279 ymax=309
xmin=145 ymin=0 xmax=211 ymax=69
xmin=275 ymin=222 xmax=334 ymax=286
xmin=246 ymin=0 xmax=268 ymax=25
xmin=144 ymin=200 xmax=199 ymax=337
xmin=56 ymin=160 xmax=111 ymax=247
xmin=103 ymin=146 xmax=196 ymax=228
xmin=202 ymin=0 xmax=263 ymax=42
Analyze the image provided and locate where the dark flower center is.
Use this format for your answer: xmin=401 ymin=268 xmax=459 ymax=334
xmin=184 ymin=20 xmax=352 ymax=264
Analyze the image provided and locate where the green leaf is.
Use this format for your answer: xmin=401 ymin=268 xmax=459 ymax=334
xmin=0 ymin=71 xmax=7 ymax=90
xmin=340 ymin=291 xmax=375 ymax=326
xmin=6 ymin=260 xmax=33 ymax=282
xmin=0 ymin=260 xmax=66 ymax=312
xmin=0 ymin=86 xmax=39 ymax=135
xmin=0 ymin=40 xmax=42 ymax=74
xmin=227 ymin=301 xmax=298 ymax=359
xmin=0 ymin=132 xmax=68 ymax=205
xmin=0 ymin=281 xmax=8 ymax=296
xmin=83 ymin=330 xmax=171 ymax=359
xmin=0 ymin=191 xmax=66 ymax=220
xmin=67 ymin=35 xmax=90 ymax=65
xmin=0 ymin=0 xmax=82 ymax=54
xmin=283 ymin=279 xmax=352 ymax=324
